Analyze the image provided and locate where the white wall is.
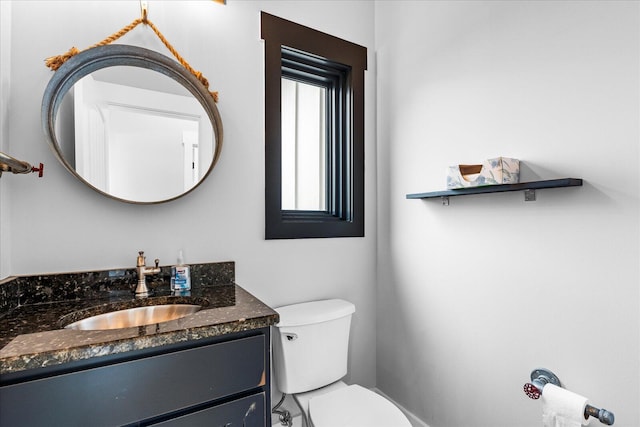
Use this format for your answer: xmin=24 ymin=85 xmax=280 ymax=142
xmin=376 ymin=1 xmax=639 ymax=426
xmin=3 ymin=0 xmax=377 ymax=391
xmin=0 ymin=0 xmax=12 ymax=279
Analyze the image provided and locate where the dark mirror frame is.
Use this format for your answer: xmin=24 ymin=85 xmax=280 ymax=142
xmin=42 ymin=44 xmax=223 ymax=204
xmin=261 ymin=12 xmax=367 ymax=239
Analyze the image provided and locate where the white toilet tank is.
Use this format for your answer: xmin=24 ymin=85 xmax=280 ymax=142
xmin=273 ymin=299 xmax=356 ymax=394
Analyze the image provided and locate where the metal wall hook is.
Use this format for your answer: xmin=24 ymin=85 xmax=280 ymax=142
xmin=139 ymin=0 xmax=148 ymax=23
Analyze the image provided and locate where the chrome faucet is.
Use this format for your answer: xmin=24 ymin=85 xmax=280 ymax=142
xmin=135 ymin=251 xmax=161 ymax=297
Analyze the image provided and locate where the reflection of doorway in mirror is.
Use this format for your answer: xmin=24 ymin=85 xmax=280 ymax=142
xmin=73 ymin=72 xmax=212 ymax=202
xmin=182 ymin=130 xmax=199 ymax=191
xmin=281 ymin=78 xmax=327 ymax=211
xmin=74 ymin=74 xmax=107 ymax=190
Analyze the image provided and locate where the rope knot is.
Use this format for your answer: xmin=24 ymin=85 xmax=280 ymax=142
xmin=44 ymin=46 xmax=80 ymax=71
xmin=197 ymin=73 xmax=210 ymax=88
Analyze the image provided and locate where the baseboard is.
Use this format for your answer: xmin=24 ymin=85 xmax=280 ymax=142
xmin=373 ymin=387 xmax=431 ymax=427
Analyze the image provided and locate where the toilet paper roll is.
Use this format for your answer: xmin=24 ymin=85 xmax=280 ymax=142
xmin=542 ymin=384 xmax=591 ymax=427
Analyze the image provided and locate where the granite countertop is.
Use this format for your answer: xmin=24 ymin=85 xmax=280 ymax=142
xmin=0 ymin=265 xmax=279 ymax=375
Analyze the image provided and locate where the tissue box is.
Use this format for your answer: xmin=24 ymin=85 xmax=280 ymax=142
xmin=446 ymin=157 xmax=520 ymax=189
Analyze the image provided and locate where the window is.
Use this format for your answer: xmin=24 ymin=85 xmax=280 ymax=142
xmin=280 ymin=57 xmax=328 ymax=211
xmin=261 ymin=12 xmax=367 ymax=239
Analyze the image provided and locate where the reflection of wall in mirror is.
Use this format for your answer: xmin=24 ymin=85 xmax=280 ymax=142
xmin=108 ymin=108 xmax=198 ymax=201
xmin=55 ymin=88 xmax=77 ymax=168
xmin=73 ymin=73 xmax=213 ymax=202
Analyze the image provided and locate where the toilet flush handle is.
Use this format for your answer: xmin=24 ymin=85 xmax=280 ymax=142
xmin=284 ymin=333 xmax=298 ymax=341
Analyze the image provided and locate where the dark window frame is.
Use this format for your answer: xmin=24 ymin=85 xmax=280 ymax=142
xmin=261 ymin=12 xmax=367 ymax=239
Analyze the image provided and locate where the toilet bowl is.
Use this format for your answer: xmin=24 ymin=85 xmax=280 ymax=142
xmin=272 ymin=299 xmax=412 ymax=427
xmin=295 ymin=380 xmax=411 ymax=427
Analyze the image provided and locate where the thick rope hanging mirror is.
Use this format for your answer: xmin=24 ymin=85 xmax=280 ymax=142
xmin=44 ymin=0 xmax=219 ymax=102
xmin=41 ymin=1 xmax=224 ymax=204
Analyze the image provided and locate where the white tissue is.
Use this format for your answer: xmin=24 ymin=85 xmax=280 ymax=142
xmin=542 ymin=384 xmax=591 ymax=427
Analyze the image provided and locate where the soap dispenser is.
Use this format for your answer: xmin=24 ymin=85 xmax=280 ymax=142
xmin=171 ymin=250 xmax=191 ymax=291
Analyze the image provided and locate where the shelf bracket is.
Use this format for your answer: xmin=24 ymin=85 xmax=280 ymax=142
xmin=441 ymin=196 xmax=450 ymax=206
xmin=524 ymin=189 xmax=536 ymax=202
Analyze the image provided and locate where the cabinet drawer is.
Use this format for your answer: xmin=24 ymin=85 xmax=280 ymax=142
xmin=0 ymin=334 xmax=266 ymax=427
xmin=151 ymin=392 xmax=265 ymax=427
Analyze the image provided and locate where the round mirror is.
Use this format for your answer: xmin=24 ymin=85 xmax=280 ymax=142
xmin=42 ymin=45 xmax=223 ymax=204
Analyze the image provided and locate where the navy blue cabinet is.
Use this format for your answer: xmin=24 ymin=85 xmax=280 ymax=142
xmin=0 ymin=328 xmax=271 ymax=426
xmin=151 ymin=392 xmax=265 ymax=426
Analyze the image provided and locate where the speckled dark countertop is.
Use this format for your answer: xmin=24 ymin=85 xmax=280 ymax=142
xmin=0 ymin=262 xmax=279 ymax=375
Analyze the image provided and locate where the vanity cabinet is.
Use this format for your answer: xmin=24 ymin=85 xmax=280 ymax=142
xmin=0 ymin=328 xmax=271 ymax=427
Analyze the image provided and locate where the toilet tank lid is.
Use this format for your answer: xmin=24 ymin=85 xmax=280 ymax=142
xmin=275 ymin=299 xmax=356 ymax=327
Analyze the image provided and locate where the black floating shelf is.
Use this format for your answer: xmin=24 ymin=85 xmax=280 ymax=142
xmin=406 ymin=178 xmax=583 ymax=199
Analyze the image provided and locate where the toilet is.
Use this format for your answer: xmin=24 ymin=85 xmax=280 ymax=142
xmin=272 ymin=299 xmax=412 ymax=427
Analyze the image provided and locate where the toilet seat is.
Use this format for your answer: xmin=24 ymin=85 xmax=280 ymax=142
xmin=308 ymin=384 xmax=412 ymax=427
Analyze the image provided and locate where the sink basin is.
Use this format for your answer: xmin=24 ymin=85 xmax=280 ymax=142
xmin=64 ymin=304 xmax=202 ymax=330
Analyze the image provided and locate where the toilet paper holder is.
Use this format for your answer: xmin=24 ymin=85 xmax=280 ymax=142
xmin=524 ymin=368 xmax=615 ymax=425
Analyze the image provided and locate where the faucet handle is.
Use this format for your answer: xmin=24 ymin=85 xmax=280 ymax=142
xmin=154 ymin=259 xmax=160 ymax=268
xmin=137 ymin=251 xmax=146 ymax=267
